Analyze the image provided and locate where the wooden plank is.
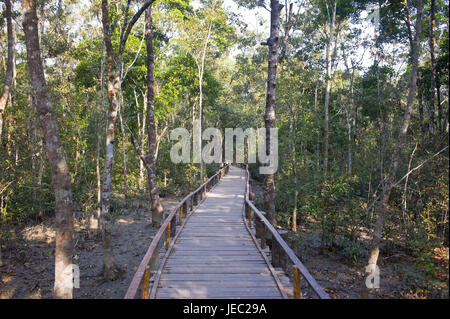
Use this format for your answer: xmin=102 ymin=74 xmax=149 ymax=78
xmin=175 ymin=241 xmax=254 ymax=246
xmin=165 ymin=263 xmax=267 ymax=269
xmin=156 ymin=287 xmax=282 ymax=298
xmin=168 ymin=255 xmax=264 ymax=261
xmin=159 ymin=274 xmax=274 ymax=281
xmin=178 ymin=234 xmax=250 ymax=238
xmin=179 ymin=232 xmax=250 ymax=236
xmin=173 ymin=242 xmax=253 ymax=247
xmin=185 ymin=223 xmax=244 ymax=226
xmin=158 ymin=280 xmax=277 ymax=288
xmin=170 ymin=253 xmax=260 ymax=257
xmin=184 ymin=227 xmax=244 ymax=230
xmin=158 ymin=296 xmax=281 ymax=299
xmin=174 ymin=241 xmax=255 ymax=245
xmin=163 ymin=267 xmax=270 ymax=274
xmin=185 ymin=220 xmax=244 ymax=225
xmin=176 ymin=237 xmax=251 ymax=242
xmin=175 ymin=242 xmax=254 ymax=247
xmin=165 ymin=260 xmax=266 ymax=267
xmin=170 ymin=250 xmax=261 ymax=256
xmin=174 ymin=249 xmax=254 ymax=256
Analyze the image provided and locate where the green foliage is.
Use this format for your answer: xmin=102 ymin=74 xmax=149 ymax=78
xmin=0 ymin=0 xmax=448 ymax=299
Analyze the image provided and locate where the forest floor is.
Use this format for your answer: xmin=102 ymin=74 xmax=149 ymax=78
xmin=251 ymin=180 xmax=449 ymax=299
xmin=1 ymin=182 xmax=448 ymax=299
xmin=290 ymin=227 xmax=448 ymax=299
xmin=0 ymin=195 xmax=181 ymax=299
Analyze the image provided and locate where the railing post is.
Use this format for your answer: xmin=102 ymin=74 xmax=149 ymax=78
xmin=149 ymin=239 xmax=161 ymax=272
xmin=256 ymin=211 xmax=267 ymax=249
xmin=179 ymin=204 xmax=184 ymax=225
xmin=193 ymin=192 xmax=198 ymax=206
xmin=249 ymin=180 xmax=255 ymax=201
xmin=190 ymin=195 xmax=194 ymax=210
xmin=272 ymin=230 xmax=288 ymax=268
xmin=247 ymin=205 xmax=253 ymax=228
xmin=293 ymin=265 xmax=301 ymax=299
xmin=182 ymin=202 xmax=188 ymax=222
xmin=279 ymin=230 xmax=289 ymax=271
xmin=141 ymin=265 xmax=150 ymax=299
xmin=170 ymin=217 xmax=176 ymax=238
xmin=165 ymin=223 xmax=171 ymax=250
xmin=244 ymin=202 xmax=248 ymax=219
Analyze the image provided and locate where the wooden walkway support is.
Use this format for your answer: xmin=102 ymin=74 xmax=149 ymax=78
xmin=125 ymin=165 xmax=329 ymax=299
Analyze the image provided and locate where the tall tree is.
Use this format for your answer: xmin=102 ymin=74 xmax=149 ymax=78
xmin=263 ymin=0 xmax=284 ymax=226
xmin=100 ymin=0 xmax=122 ymax=280
xmin=322 ymin=0 xmax=337 ymax=183
xmin=0 ymin=0 xmax=14 ymax=144
xmin=176 ymin=0 xmax=224 ymax=182
xmin=100 ymin=0 xmax=153 ymax=280
xmin=428 ymin=0 xmax=436 ymax=137
xmin=21 ymin=0 xmax=74 ymax=298
xmin=144 ymin=1 xmax=165 ymax=227
xmin=362 ymin=0 xmax=423 ymax=298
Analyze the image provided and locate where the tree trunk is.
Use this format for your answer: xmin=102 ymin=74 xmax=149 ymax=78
xmin=322 ymin=0 xmax=337 ymax=184
xmin=314 ymin=81 xmax=320 ymax=169
xmin=342 ymin=49 xmax=356 ymax=176
xmin=345 ymin=106 xmax=352 ymax=176
xmin=100 ymin=0 xmax=122 ymax=280
xmin=99 ymin=0 xmax=153 ymax=279
xmin=95 ymin=42 xmax=106 ymax=234
xmin=418 ymin=76 xmax=426 ymax=147
xmin=428 ymin=0 xmax=436 ymax=137
xmin=119 ymin=105 xmax=128 ymax=195
xmin=197 ymin=18 xmax=213 ymax=182
xmin=288 ymin=103 xmax=298 ymax=232
xmin=263 ymin=0 xmax=284 ymax=226
xmin=135 ymin=89 xmax=147 ymax=191
xmin=349 ymin=67 xmax=356 ymax=175
xmin=22 ymin=0 xmax=74 ymax=298
xmin=362 ymin=0 xmax=423 ymax=298
xmin=198 ymin=66 xmax=204 ymax=182
xmin=280 ymin=2 xmax=293 ymax=62
xmin=437 ymin=75 xmax=442 ymax=134
xmin=145 ymin=3 xmax=164 ymax=227
xmin=0 ymin=0 xmax=14 ymax=144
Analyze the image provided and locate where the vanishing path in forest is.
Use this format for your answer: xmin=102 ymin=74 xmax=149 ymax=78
xmin=125 ymin=165 xmax=329 ymax=299
xmin=152 ymin=166 xmax=286 ymax=299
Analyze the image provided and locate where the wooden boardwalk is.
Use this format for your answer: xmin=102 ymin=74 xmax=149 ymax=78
xmin=151 ymin=166 xmax=287 ymax=299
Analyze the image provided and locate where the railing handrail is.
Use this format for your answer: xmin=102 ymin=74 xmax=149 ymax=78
xmin=242 ymin=164 xmax=330 ymax=299
xmin=124 ymin=164 xmax=230 ymax=299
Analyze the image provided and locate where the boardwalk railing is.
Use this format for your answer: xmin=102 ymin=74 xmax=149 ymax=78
xmin=124 ymin=164 xmax=230 ymax=299
xmin=241 ymin=164 xmax=330 ymax=299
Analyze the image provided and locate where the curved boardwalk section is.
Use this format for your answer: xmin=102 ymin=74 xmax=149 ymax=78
xmin=153 ymin=166 xmax=285 ymax=299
